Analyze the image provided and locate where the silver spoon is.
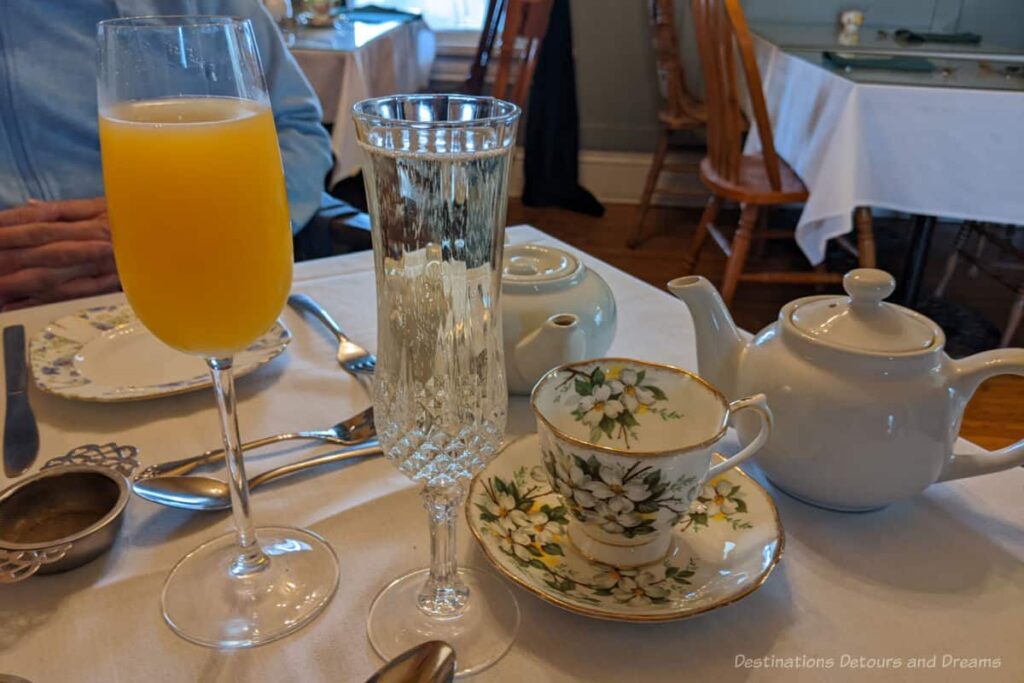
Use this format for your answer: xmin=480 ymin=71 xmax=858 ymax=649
xmin=133 ymin=440 xmax=382 ymax=511
xmin=366 ymin=641 xmax=456 ymax=683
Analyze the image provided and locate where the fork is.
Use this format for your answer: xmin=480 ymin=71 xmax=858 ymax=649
xmin=136 ymin=406 xmax=376 ymax=479
xmin=288 ymin=294 xmax=377 ymax=376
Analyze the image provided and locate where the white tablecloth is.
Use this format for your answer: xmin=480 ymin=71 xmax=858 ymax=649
xmin=2 ymin=226 xmax=1022 ymax=681
xmin=290 ymin=18 xmax=436 ymax=186
xmin=746 ymin=36 xmax=1024 ymax=265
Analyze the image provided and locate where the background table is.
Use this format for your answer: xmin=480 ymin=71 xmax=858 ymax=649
xmin=751 ymin=22 xmax=1024 ymax=63
xmin=1 ymin=226 xmax=1021 ymax=681
xmin=289 ymin=15 xmax=435 ymax=186
xmin=745 ymin=31 xmax=1024 ymax=267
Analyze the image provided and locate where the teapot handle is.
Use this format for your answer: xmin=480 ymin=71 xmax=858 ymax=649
xmin=939 ymin=348 xmax=1024 ymax=482
xmin=707 ymin=394 xmax=773 ymax=480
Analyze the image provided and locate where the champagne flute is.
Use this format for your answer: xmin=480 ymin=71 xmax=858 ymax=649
xmin=353 ymin=95 xmax=521 ymax=676
xmin=97 ymin=16 xmax=338 ymax=648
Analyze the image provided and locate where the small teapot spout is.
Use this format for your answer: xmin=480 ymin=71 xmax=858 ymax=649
xmin=667 ymin=276 xmax=745 ymax=397
xmin=509 ymin=314 xmax=587 ymax=395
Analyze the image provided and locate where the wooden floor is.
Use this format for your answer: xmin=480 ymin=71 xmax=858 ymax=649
xmin=508 ymin=199 xmax=1023 ymax=450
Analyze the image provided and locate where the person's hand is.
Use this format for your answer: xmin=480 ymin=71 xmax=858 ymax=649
xmin=0 ymin=197 xmax=120 ymax=310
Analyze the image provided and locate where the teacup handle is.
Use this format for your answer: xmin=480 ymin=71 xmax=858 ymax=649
xmin=707 ymin=393 xmax=773 ymax=479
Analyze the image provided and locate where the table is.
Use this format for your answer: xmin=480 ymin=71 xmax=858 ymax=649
xmin=751 ymin=23 xmax=1024 ymax=64
xmin=288 ymin=15 xmax=436 ymax=186
xmin=744 ymin=32 xmax=1024 ymax=268
xmin=2 ymin=226 xmax=1021 ymax=681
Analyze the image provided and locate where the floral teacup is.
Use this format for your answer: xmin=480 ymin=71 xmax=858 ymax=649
xmin=530 ymin=358 xmax=772 ymax=566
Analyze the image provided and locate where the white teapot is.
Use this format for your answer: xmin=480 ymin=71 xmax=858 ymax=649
xmin=669 ymin=268 xmax=1024 ymax=511
xmin=501 ymin=244 xmax=616 ymax=394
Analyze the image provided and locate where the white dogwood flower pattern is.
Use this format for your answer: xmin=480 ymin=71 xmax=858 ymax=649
xmin=484 ymin=492 xmax=519 ymax=530
xmin=589 ymin=498 xmax=643 ymax=534
xmin=566 ymin=364 xmax=679 ymax=445
xmin=474 ymin=466 xmax=757 ymax=613
xmin=578 ymin=384 xmax=624 ymax=426
xmin=542 ymin=444 xmax=697 ymax=539
xmin=615 ymin=368 xmax=658 ymax=412
xmin=611 ymin=570 xmax=670 ymax=606
xmin=552 ymin=455 xmax=598 ymax=509
xmin=496 ymin=523 xmax=535 ymax=561
xmin=703 ymin=480 xmax=738 ymax=516
xmin=585 ymin=464 xmax=651 ymax=507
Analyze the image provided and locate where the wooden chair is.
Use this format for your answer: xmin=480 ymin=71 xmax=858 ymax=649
xmin=687 ymin=0 xmax=876 ymax=306
xmin=491 ymin=0 xmax=554 ymax=107
xmin=627 ymin=0 xmax=708 ymax=248
xmin=465 ymin=0 xmax=506 ymax=95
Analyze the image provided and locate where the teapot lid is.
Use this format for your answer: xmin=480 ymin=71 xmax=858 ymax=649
xmin=789 ymin=269 xmax=938 ymax=353
xmin=503 ymin=243 xmax=585 ymax=292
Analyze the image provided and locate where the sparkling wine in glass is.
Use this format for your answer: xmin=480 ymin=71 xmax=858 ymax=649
xmin=97 ymin=16 xmax=338 ymax=648
xmin=353 ymin=94 xmax=521 ymax=676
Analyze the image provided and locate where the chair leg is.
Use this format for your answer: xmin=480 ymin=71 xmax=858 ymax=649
xmin=968 ymin=225 xmax=986 ymax=278
xmin=854 ymin=206 xmax=876 ymax=269
xmin=627 ymin=129 xmax=670 ymax=249
xmin=813 ymin=262 xmax=829 ymax=292
xmin=753 ymin=208 xmax=769 ymax=261
xmin=683 ymin=194 xmax=720 ymax=275
xmin=934 ymin=223 xmax=972 ymax=298
xmin=721 ymin=204 xmax=758 ymax=306
xmin=1001 ymin=288 xmax=1024 ymax=348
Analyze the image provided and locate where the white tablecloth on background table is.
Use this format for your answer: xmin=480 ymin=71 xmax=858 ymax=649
xmin=746 ymin=36 xmax=1024 ymax=265
xmin=290 ymin=19 xmax=435 ymax=186
xmin=1 ymin=226 xmax=1021 ymax=681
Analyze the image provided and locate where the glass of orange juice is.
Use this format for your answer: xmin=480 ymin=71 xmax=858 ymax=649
xmin=97 ymin=16 xmax=338 ymax=649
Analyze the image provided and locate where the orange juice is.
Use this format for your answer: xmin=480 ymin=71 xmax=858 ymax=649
xmin=99 ymin=97 xmax=292 ymax=356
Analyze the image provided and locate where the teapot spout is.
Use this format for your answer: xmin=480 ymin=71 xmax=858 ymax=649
xmin=510 ymin=314 xmax=587 ymax=395
xmin=667 ymin=276 xmax=744 ymax=397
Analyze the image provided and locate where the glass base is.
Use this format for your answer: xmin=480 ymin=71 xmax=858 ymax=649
xmin=367 ymin=568 xmax=520 ymax=676
xmin=161 ymin=526 xmax=339 ymax=648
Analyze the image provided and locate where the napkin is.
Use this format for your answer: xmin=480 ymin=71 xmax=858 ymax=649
xmin=894 ymin=29 xmax=982 ymax=45
xmin=823 ymin=51 xmax=937 ymax=73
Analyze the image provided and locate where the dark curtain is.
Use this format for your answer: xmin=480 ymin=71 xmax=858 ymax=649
xmin=521 ymin=0 xmax=604 ymax=216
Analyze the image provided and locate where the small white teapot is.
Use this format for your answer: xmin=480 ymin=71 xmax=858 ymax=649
xmin=501 ymin=244 xmax=616 ymax=394
xmin=670 ymin=268 xmax=1024 ymax=511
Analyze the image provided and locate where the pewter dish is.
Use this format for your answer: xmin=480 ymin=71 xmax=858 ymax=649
xmin=0 ymin=465 xmax=130 ymax=581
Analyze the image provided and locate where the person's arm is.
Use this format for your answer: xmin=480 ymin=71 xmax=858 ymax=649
xmin=220 ymin=1 xmax=334 ymax=233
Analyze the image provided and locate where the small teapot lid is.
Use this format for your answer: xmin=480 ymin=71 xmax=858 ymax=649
xmin=789 ymin=269 xmax=938 ymax=353
xmin=503 ymin=243 xmax=585 ymax=292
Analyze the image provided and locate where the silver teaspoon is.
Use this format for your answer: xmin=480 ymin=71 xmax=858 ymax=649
xmin=133 ymin=440 xmax=381 ymax=511
xmin=366 ymin=641 xmax=456 ymax=683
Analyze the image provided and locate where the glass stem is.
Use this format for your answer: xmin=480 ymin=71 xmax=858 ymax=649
xmin=207 ymin=357 xmax=268 ymax=577
xmin=417 ymin=485 xmax=469 ymax=618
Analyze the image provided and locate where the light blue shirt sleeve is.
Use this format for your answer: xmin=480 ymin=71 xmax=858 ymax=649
xmin=228 ymin=2 xmax=334 ymax=233
xmin=114 ymin=0 xmax=334 ymax=233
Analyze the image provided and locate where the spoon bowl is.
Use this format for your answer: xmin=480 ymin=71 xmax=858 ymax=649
xmin=366 ymin=640 xmax=456 ymax=683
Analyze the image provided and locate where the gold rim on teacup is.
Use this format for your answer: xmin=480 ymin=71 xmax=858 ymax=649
xmin=530 ymin=357 xmax=732 ymax=458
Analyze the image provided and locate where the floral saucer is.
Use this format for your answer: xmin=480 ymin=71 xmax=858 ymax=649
xmin=467 ymin=433 xmax=783 ymax=622
xmin=30 ymin=303 xmax=290 ymax=402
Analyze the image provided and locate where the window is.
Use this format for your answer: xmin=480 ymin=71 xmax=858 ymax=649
xmin=349 ymin=0 xmax=485 ymax=32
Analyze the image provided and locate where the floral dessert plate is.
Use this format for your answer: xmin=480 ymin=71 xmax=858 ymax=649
xmin=467 ymin=433 xmax=783 ymax=622
xmin=30 ymin=303 xmax=290 ymax=402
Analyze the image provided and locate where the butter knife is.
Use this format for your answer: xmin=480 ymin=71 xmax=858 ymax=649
xmin=4 ymin=325 xmax=39 ymax=477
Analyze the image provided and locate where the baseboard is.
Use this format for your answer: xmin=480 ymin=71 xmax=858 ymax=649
xmin=507 ymin=148 xmax=708 ymax=207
